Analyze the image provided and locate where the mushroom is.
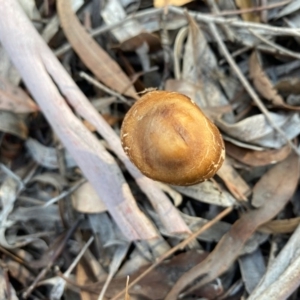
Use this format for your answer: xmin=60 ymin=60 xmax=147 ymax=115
xmin=121 ymin=91 xmax=225 ymax=186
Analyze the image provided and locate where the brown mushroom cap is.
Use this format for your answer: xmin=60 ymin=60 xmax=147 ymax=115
xmin=121 ymin=91 xmax=225 ymax=186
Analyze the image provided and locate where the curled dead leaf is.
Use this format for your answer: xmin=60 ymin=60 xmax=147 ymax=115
xmin=217 ymin=157 xmax=251 ymax=201
xmin=250 ymin=51 xmax=300 ymax=111
xmin=225 ymin=142 xmax=291 ymax=166
xmin=57 ymin=0 xmax=138 ymax=99
xmin=249 ymin=51 xmax=284 ymax=106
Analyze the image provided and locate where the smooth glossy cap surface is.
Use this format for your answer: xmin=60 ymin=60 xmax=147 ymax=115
xmin=121 ymin=91 xmax=225 ymax=186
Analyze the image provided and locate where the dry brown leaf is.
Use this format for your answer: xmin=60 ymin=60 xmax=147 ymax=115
xmin=256 ymin=66 xmax=300 ymax=111
xmin=57 ymin=0 xmax=138 ymax=99
xmin=217 ymin=157 xmax=251 ymax=201
xmin=225 ymin=142 xmax=291 ymax=167
xmin=252 ymin=150 xmax=299 ymax=207
xmin=259 ymin=217 xmax=300 ymax=234
xmin=235 ymin=0 xmax=261 ymax=22
xmin=154 ymin=0 xmax=193 ymax=8
xmin=248 ymin=51 xmax=300 ymax=112
xmin=251 ymin=149 xmax=299 ymax=213
xmin=249 ymin=51 xmax=285 ymax=106
xmin=0 ymin=76 xmax=38 ymax=113
xmin=119 ymin=32 xmax=161 ymax=52
xmin=166 ymin=151 xmax=300 ymax=299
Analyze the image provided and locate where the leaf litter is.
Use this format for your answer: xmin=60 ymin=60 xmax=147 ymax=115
xmin=0 ymin=0 xmax=300 ymax=299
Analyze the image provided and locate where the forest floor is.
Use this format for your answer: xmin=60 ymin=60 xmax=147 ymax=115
xmin=0 ymin=0 xmax=300 ymax=299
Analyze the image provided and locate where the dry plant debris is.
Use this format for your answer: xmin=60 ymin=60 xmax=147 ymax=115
xmin=0 ymin=0 xmax=299 ymax=299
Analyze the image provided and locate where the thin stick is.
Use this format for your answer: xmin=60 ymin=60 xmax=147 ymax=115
xmin=219 ymin=46 xmax=252 ymax=65
xmin=79 ymin=72 xmax=130 ymax=104
xmin=216 ymin=0 xmax=291 ymax=17
xmin=250 ymin=28 xmax=300 ymax=59
xmin=43 ymin=178 xmax=86 ymax=207
xmin=206 ymin=0 xmax=235 ymax=42
xmin=170 ymin=6 xmax=300 ymax=37
xmin=65 ymin=236 xmax=94 ymax=276
xmin=111 ymin=206 xmax=233 ymax=300
xmin=208 ymin=21 xmax=300 ymax=156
